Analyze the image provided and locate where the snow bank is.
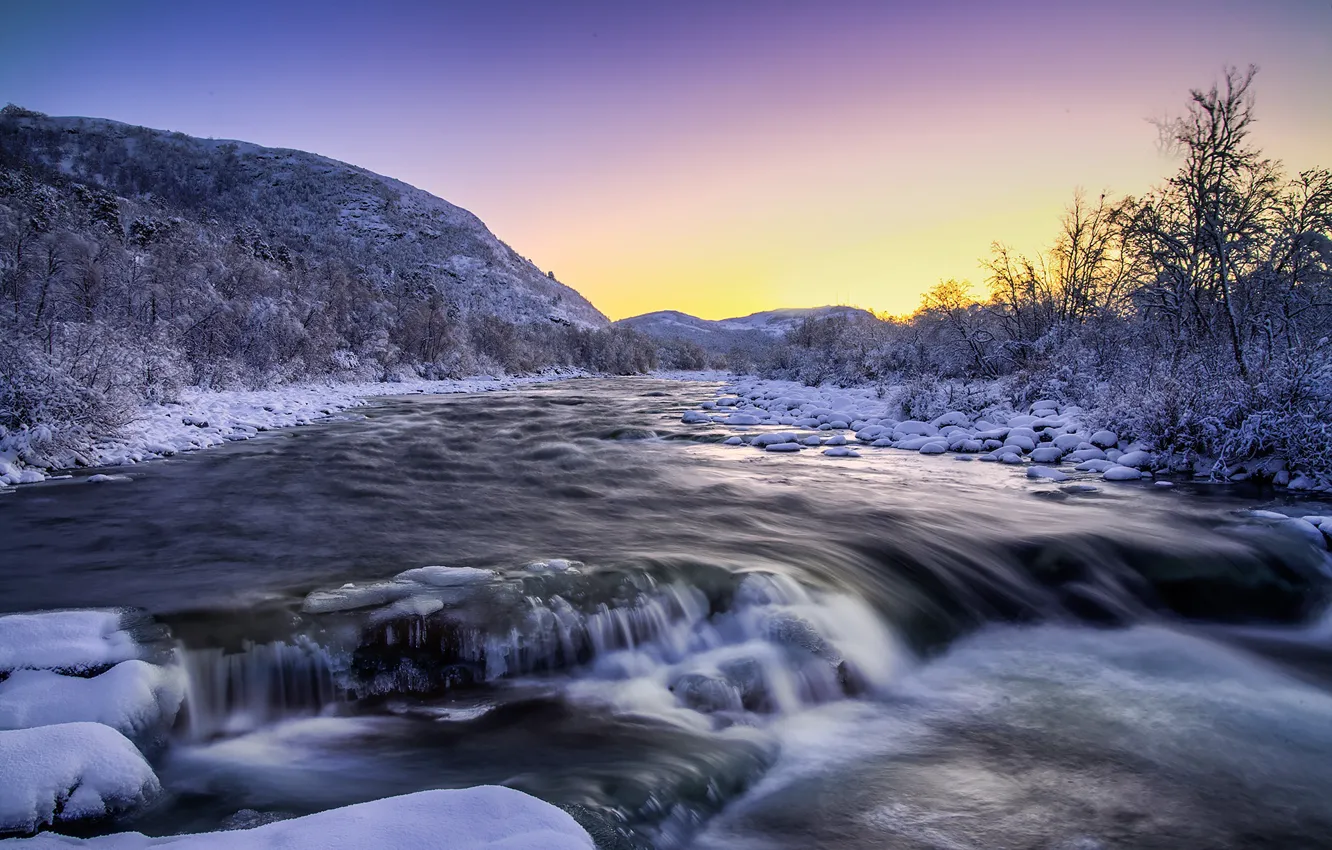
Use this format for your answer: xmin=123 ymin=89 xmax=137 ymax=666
xmin=0 ymin=661 xmax=184 ymax=740
xmin=0 ymin=373 xmax=581 ymax=488
xmin=0 ymin=611 xmax=143 ymax=673
xmin=0 ymin=722 xmax=160 ymax=834
xmin=8 ymin=786 xmax=594 ymax=849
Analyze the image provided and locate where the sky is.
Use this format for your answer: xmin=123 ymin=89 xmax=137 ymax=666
xmin=3 ymin=1 xmax=1331 ymax=321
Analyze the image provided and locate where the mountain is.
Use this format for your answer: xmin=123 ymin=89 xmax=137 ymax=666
xmin=616 ymin=306 xmax=876 ymax=351
xmin=0 ymin=109 xmax=607 ymax=328
xmin=1 ymin=106 xmax=665 ymax=447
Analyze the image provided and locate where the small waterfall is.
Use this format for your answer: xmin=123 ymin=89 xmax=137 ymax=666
xmin=178 ymin=640 xmax=342 ymax=740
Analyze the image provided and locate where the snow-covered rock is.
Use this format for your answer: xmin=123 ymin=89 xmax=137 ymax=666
xmin=0 ymin=611 xmax=145 ymax=674
xmin=764 ymin=442 xmax=802 ymax=453
xmin=1075 ymin=459 xmax=1116 ymax=472
xmin=0 ymin=722 xmax=160 ymax=834
xmin=1116 ymin=450 xmax=1155 ymax=469
xmin=1090 ymin=430 xmax=1118 ymax=448
xmin=822 ymin=447 xmax=861 ymax=458
xmin=0 ymin=661 xmax=183 ymax=742
xmin=7 ymin=786 xmax=594 ymax=849
xmin=893 ymin=421 xmax=939 ymax=438
xmin=918 ymin=442 xmax=948 ymax=455
xmin=1102 ymin=466 xmax=1143 ymax=481
xmin=1028 ymin=447 xmax=1064 ymax=463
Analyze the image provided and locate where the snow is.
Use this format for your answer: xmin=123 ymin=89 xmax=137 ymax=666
xmin=0 ymin=661 xmax=184 ymax=740
xmin=6 ymin=786 xmax=594 ymax=849
xmin=1116 ymin=450 xmax=1155 ymax=469
xmin=0 ymin=722 xmax=160 ymax=834
xmin=1 ymin=373 xmax=582 ymax=488
xmin=0 ymin=610 xmax=142 ymax=673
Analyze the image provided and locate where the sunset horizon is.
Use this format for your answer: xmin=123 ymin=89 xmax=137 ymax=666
xmin=7 ymin=0 xmax=1330 ymax=321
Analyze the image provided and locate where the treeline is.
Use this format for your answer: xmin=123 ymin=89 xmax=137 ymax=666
xmin=0 ymin=114 xmax=657 ymax=450
xmin=755 ymin=68 xmax=1332 ymax=477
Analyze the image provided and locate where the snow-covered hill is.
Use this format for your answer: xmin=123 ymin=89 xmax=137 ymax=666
xmin=1 ymin=112 xmax=607 ymax=328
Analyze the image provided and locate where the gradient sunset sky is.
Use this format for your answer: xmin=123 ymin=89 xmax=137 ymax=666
xmin=5 ymin=1 xmax=1330 ymax=320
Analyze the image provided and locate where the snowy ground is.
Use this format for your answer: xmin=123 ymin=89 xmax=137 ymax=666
xmin=0 ymin=371 xmax=593 ymax=489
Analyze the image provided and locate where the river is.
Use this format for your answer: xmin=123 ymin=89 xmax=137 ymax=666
xmin=2 ymin=378 xmax=1331 ymax=849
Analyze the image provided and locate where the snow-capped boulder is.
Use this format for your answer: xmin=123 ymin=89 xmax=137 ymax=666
xmin=1103 ymin=466 xmax=1143 ymax=481
xmin=893 ymin=421 xmax=939 ymax=439
xmin=1090 ymin=430 xmax=1118 ymax=448
xmin=765 ymin=442 xmax=802 ymax=453
xmin=1029 ymin=447 xmax=1065 ymax=463
xmin=1003 ymin=435 xmax=1036 ymax=453
xmin=1116 ymin=450 xmax=1155 ymax=470
xmin=894 ymin=436 xmax=938 ymax=451
xmin=1066 ymin=448 xmax=1107 ymax=463
xmin=0 ymin=723 xmax=160 ymax=834
xmin=0 ymin=661 xmax=184 ymax=743
xmin=0 ymin=610 xmax=151 ymax=675
xmin=1075 ymin=459 xmax=1116 ymax=473
xmin=823 ymin=447 xmax=861 ymax=458
xmin=1053 ymin=434 xmax=1085 ymax=452
xmin=919 ymin=441 xmax=948 ymax=455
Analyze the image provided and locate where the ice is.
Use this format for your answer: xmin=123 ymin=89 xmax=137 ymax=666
xmin=7 ymin=786 xmax=594 ymax=849
xmin=526 ymin=559 xmax=578 ymax=572
xmin=395 ymin=566 xmax=498 ymax=587
xmin=0 ymin=722 xmax=160 ymax=833
xmin=0 ymin=611 xmax=142 ymax=674
xmin=301 ymin=582 xmax=417 ymax=614
xmin=0 ymin=661 xmax=183 ymax=741
xmin=1102 ymin=465 xmax=1143 ymax=481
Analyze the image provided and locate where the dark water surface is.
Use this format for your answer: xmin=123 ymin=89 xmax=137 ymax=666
xmin=3 ymin=378 xmax=1332 ymax=849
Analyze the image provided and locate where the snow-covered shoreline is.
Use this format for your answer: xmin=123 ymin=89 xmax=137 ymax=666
xmin=0 ymin=371 xmax=599 ymax=489
xmin=683 ymin=376 xmax=1332 ymax=497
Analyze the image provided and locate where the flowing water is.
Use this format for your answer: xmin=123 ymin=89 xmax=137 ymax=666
xmin=3 ymin=378 xmax=1332 ymax=849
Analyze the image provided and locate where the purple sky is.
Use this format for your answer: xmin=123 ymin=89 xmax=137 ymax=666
xmin=5 ymin=1 xmax=1331 ymax=318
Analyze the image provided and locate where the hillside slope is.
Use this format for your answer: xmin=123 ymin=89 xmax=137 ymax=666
xmin=0 ymin=111 xmax=606 ymax=328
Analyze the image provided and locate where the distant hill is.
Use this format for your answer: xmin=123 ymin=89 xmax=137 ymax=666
xmin=616 ymin=306 xmax=876 ymax=352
